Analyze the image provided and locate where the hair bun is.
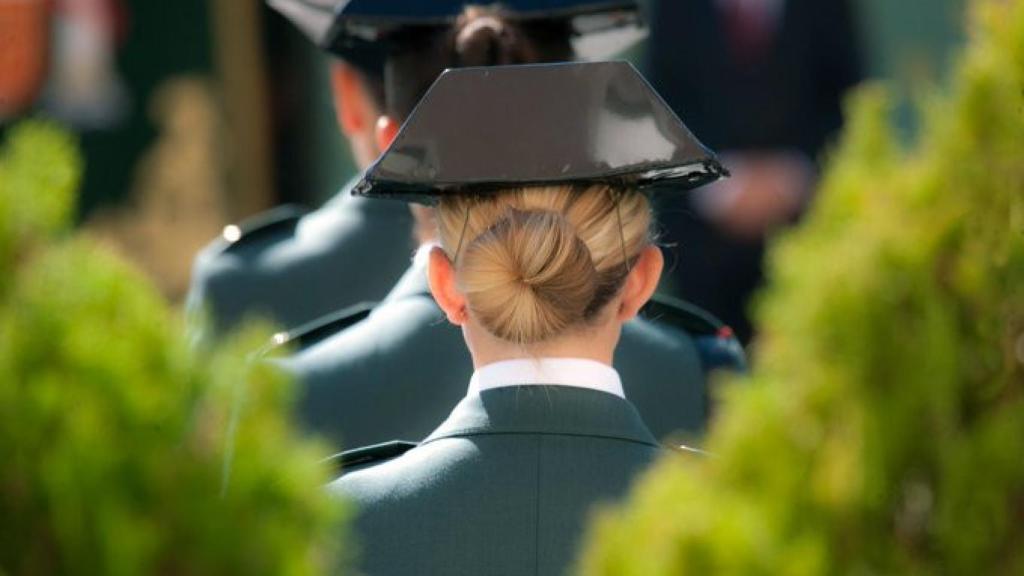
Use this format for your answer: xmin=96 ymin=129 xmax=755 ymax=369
xmin=454 ymin=7 xmax=528 ymax=67
xmin=458 ymin=210 xmax=599 ymax=345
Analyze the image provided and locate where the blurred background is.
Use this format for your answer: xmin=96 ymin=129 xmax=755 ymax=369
xmin=0 ymin=0 xmax=968 ymax=317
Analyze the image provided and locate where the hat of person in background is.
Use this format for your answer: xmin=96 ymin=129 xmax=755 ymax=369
xmin=266 ymin=0 xmax=646 ymax=74
xmin=353 ymin=61 xmax=727 ymax=205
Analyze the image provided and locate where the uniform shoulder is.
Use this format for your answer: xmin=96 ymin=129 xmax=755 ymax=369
xmin=668 ymin=443 xmax=711 ymax=458
xmin=641 ymin=294 xmax=727 ymax=336
xmin=325 ymin=441 xmax=419 ymax=477
xmin=270 ymin=301 xmax=377 ymax=351
xmin=209 ymin=204 xmax=309 ymax=256
xmin=641 ymin=294 xmax=748 ymax=373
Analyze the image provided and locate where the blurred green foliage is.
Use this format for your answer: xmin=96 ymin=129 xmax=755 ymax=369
xmin=580 ymin=1 xmax=1024 ymax=574
xmin=0 ymin=122 xmax=349 ymax=574
xmin=0 ymin=123 xmax=80 ymax=295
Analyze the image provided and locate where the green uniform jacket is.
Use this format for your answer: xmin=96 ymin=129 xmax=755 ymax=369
xmin=185 ymin=179 xmax=413 ymax=339
xmin=275 ymin=259 xmax=746 ymax=448
xmin=331 ymin=385 xmax=664 ymax=576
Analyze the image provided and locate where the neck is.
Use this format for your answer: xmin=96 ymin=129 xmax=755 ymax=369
xmin=463 ymin=323 xmax=619 ymax=370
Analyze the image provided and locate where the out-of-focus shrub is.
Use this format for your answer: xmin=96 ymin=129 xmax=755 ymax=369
xmin=0 ymin=121 xmax=349 ymax=575
xmin=579 ymin=1 xmax=1024 ymax=574
xmin=0 ymin=122 xmax=80 ymax=293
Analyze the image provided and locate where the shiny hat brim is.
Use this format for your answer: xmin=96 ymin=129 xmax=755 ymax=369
xmin=354 ymin=61 xmax=728 ymax=205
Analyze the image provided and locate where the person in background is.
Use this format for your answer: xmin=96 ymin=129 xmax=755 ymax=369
xmin=186 ymin=0 xmax=410 ymax=342
xmin=0 ymin=0 xmax=50 ymax=122
xmin=330 ymin=61 xmax=714 ymax=576
xmin=647 ymin=0 xmax=864 ymax=343
xmin=185 ymin=0 xmax=646 ymax=343
xmin=270 ymin=5 xmax=745 ymax=451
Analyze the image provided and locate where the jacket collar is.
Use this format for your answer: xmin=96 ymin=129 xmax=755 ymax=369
xmin=423 ymin=386 xmax=659 ymax=448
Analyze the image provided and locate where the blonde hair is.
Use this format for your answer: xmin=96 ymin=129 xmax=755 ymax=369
xmin=436 ymin=185 xmax=653 ymax=345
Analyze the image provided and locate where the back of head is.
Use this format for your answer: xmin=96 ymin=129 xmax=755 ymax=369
xmin=436 ymin=186 xmax=652 ymax=346
xmin=384 ymin=6 xmax=574 ymax=121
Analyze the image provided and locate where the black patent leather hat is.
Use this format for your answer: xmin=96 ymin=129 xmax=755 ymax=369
xmin=353 ymin=61 xmax=727 ymax=205
xmin=267 ymin=0 xmax=645 ymax=73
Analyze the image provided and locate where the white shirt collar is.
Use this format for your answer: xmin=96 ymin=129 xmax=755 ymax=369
xmin=468 ymin=358 xmax=625 ymax=399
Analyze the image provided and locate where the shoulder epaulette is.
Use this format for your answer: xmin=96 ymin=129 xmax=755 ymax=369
xmin=218 ymin=204 xmax=309 ymax=253
xmin=641 ymin=294 xmax=728 ymax=337
xmin=324 ymin=441 xmax=418 ymax=475
xmin=268 ymin=301 xmax=377 ymax=351
xmin=669 ymin=443 xmax=712 ymax=457
xmin=642 ymin=294 xmax=748 ymax=373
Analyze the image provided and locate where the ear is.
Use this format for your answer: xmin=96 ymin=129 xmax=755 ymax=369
xmin=328 ymin=62 xmax=372 ymax=136
xmin=375 ymin=115 xmax=400 ymax=153
xmin=617 ymin=246 xmax=664 ymax=322
xmin=428 ymin=247 xmax=468 ymax=326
